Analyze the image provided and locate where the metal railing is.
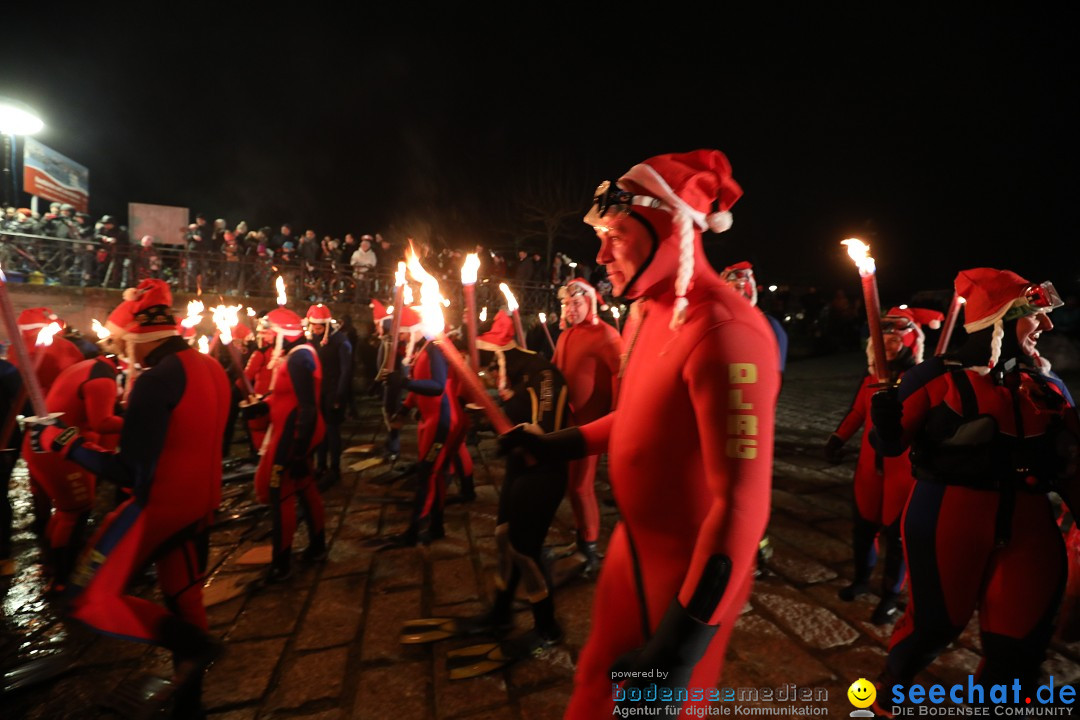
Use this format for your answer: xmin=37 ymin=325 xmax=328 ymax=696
xmin=0 ymin=230 xmax=561 ymax=314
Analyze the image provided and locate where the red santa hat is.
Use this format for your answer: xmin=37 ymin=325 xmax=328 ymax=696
xmin=370 ymin=299 xmax=391 ymax=324
xmin=558 ymin=279 xmax=599 ymax=327
xmin=954 ymin=268 xmax=1062 ymax=370
xmin=105 ymin=279 xmax=178 ymax=342
xmin=882 ymin=306 xmax=944 ymax=365
xmin=17 ymin=307 xmax=59 ymax=333
xmin=396 ymin=305 xmax=423 ymax=333
xmin=722 ymin=261 xmax=758 ymax=307
xmin=586 ymin=150 xmax=742 ymax=329
xmin=265 ymin=307 xmax=305 ymax=339
xmin=305 ymin=303 xmax=332 ymax=324
xmin=475 ymin=310 xmax=518 ymax=391
xmin=476 ymin=310 xmax=518 ymax=351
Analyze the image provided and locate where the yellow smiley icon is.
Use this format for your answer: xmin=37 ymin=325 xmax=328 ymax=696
xmin=847 ymin=678 xmax=876 ymax=709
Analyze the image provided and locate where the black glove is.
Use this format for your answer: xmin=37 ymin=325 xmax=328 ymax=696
xmin=823 ymin=434 xmax=845 ymax=464
xmin=497 ymin=425 xmax=586 ymax=461
xmin=29 ymin=420 xmax=78 ymax=455
xmin=610 ymin=600 xmax=720 ymax=709
xmin=870 ymin=387 xmax=904 ymax=456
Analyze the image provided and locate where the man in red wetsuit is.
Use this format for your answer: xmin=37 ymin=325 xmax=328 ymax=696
xmin=247 ymin=307 xmax=326 ymax=581
xmin=23 ymin=350 xmax=123 ymax=593
xmin=824 ymin=306 xmax=942 ymax=624
xmin=9 ymin=307 xmax=85 ymax=395
xmin=10 ymin=307 xmax=94 ymax=538
xmin=503 ymin=150 xmax=779 ymax=716
xmin=31 ymin=279 xmax=230 ymax=715
xmin=243 ymin=315 xmax=276 ymax=451
xmin=552 ymin=278 xmax=620 ymax=575
xmin=870 ymin=268 xmax=1080 ymax=708
xmin=392 ymin=331 xmax=470 ymax=545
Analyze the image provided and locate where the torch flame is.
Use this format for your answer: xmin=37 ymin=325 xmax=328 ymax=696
xmin=35 ymin=322 xmax=63 ymax=348
xmin=91 ymin=318 xmax=110 ymax=340
xmin=498 ymin=283 xmax=519 ymax=312
xmin=395 ymin=262 xmax=407 ymax=288
xmin=247 ymin=307 xmax=256 ymax=317
xmin=841 ymin=238 xmax=876 ymax=276
xmin=539 ymin=312 xmax=547 ymax=324
xmin=405 ymin=245 xmax=445 ymax=339
xmin=479 ymin=307 xmax=488 ymax=322
xmin=404 ymin=285 xmax=414 ymax=305
xmin=197 ymin=336 xmax=210 ymax=354
xmin=211 ymin=304 xmax=242 ymax=346
xmin=461 ymin=253 xmax=480 ymax=285
xmin=611 ymin=306 xmax=621 ymax=320
xmin=958 ymin=297 xmax=967 ymax=304
xmin=275 ymin=276 xmax=287 ymax=306
xmin=180 ymin=300 xmax=205 ymax=330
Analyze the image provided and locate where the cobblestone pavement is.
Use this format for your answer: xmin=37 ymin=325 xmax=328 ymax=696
xmin=3 ymin=353 xmax=1078 ymax=719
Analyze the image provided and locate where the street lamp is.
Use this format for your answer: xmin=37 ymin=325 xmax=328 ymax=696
xmin=0 ymin=97 xmax=44 ymax=208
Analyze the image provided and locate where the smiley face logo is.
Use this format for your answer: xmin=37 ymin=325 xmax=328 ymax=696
xmin=847 ymin=678 xmax=876 ymax=709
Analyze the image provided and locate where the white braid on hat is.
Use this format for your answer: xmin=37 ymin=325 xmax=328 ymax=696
xmin=623 ymin=164 xmax=733 ymax=329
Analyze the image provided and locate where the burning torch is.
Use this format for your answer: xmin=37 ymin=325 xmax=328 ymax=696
xmin=0 ymin=264 xmax=54 ymax=421
xmin=842 ymin=238 xmax=889 ymax=383
xmin=212 ymin=304 xmax=255 ymax=395
xmin=407 ymin=250 xmax=514 ymax=434
xmin=538 ymin=313 xmax=556 ymax=353
xmin=934 ymin=294 xmax=966 ymax=357
xmin=499 ymin=283 xmax=527 ymax=349
xmin=382 ymin=261 xmax=407 ymax=378
xmin=461 ymin=253 xmax=481 ymax=370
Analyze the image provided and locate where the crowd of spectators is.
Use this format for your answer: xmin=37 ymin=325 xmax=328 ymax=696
xmin=0 ymin=205 xmax=604 ymax=307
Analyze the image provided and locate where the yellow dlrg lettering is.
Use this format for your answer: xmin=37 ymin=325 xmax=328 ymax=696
xmin=728 ymin=389 xmax=752 ymax=410
xmin=728 ymin=415 xmax=758 ymax=436
xmin=726 ymin=438 xmax=758 ymax=459
xmin=729 ymin=363 xmax=757 ymax=384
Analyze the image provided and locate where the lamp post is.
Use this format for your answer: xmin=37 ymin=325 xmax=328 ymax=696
xmin=0 ymin=97 xmax=44 ymax=208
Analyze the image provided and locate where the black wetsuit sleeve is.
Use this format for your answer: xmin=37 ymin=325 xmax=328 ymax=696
xmin=287 ymin=349 xmax=318 ymax=457
xmin=67 ymin=356 xmax=184 ymax=503
xmin=404 ymin=344 xmax=447 ymax=397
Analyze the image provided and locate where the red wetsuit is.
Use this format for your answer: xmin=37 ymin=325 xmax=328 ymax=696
xmin=832 ymin=374 xmax=915 ymax=595
xmin=402 ymin=342 xmax=468 ymax=529
xmin=9 ymin=332 xmax=85 ymax=398
xmin=567 ymin=277 xmax=779 ymax=718
xmin=22 ymin=356 xmax=122 ymax=585
xmin=12 ymin=335 xmax=108 ymax=542
xmin=58 ymin=337 xmax=230 ymax=642
xmin=244 ymin=345 xmax=274 ymax=448
xmin=553 ymin=319 xmax=621 ymax=544
xmin=254 ymin=341 xmax=326 ymax=567
xmin=877 ymin=357 xmax=1077 ymax=693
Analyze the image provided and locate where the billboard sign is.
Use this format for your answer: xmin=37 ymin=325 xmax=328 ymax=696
xmin=22 ymin=137 xmax=89 ymax=212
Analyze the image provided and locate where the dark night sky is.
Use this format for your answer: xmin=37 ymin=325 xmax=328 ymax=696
xmin=2 ymin=6 xmax=1076 ymax=305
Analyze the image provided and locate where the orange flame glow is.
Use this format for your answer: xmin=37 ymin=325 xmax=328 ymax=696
xmin=275 ymin=276 xmax=287 ymax=306
xmin=841 ymin=238 xmax=876 ymax=276
xmin=498 ymin=283 xmax=519 ymax=312
xmin=91 ymin=318 xmax=110 ymax=340
xmin=405 ymin=246 xmax=445 ymax=340
xmin=461 ymin=253 xmax=480 ymax=285
xmin=181 ymin=300 xmax=204 ymax=329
